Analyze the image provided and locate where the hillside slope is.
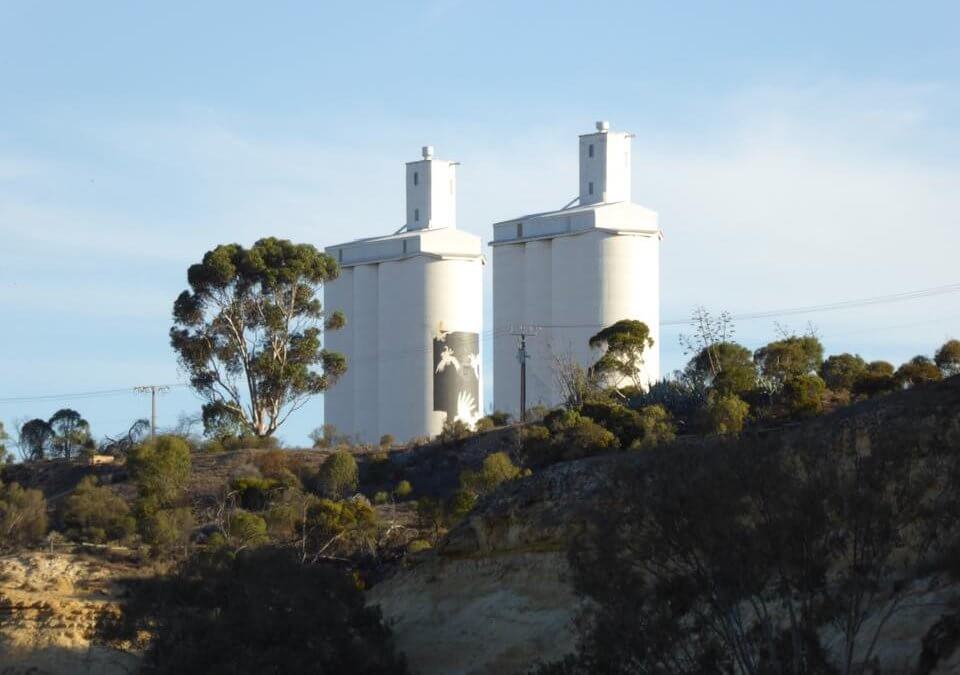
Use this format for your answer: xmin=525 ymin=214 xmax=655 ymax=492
xmin=369 ymin=377 xmax=960 ymax=675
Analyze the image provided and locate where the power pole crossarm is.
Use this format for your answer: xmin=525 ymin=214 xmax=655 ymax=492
xmin=134 ymin=385 xmax=170 ymax=441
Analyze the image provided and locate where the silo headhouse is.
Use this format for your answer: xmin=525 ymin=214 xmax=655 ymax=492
xmin=325 ymin=146 xmax=484 ymax=444
xmin=491 ymin=121 xmax=661 ymax=417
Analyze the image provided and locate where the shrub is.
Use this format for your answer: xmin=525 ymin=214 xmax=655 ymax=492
xmin=705 ymin=392 xmax=749 ymax=434
xmin=781 ymin=374 xmax=826 ymax=417
xmin=439 ymin=419 xmax=472 ymax=444
xmin=447 ymin=488 xmax=477 ymax=523
xmin=630 ymin=405 xmax=676 ymax=450
xmin=306 ymin=498 xmax=378 ymax=556
xmin=853 ymin=360 xmax=899 ymax=397
xmin=378 ymin=434 xmax=394 ymax=449
xmin=474 ymin=417 xmax=495 ymax=433
xmin=140 ymin=507 xmax=194 ymax=554
xmin=317 ymin=451 xmax=359 ymax=499
xmin=393 ymin=480 xmax=413 ymax=501
xmin=0 ymin=481 xmax=47 ymax=548
xmin=100 ymin=547 xmax=409 ymax=674
xmin=461 ymin=452 xmax=522 ymax=496
xmin=230 ymin=476 xmax=281 ymax=511
xmin=373 ymin=491 xmax=390 ymax=505
xmin=128 ymin=435 xmax=192 ymax=509
xmin=631 ymin=378 xmax=706 ymax=426
xmin=227 ymin=510 xmax=269 ymax=550
xmin=523 ymin=410 xmax=619 ymax=467
xmin=819 ymin=353 xmax=867 ymax=391
xmin=60 ymin=476 xmax=135 ymax=543
xmin=935 ymin=339 xmax=960 ymax=377
xmin=407 ymin=539 xmax=432 ymax=554
xmin=580 ymin=401 xmax=644 ymax=446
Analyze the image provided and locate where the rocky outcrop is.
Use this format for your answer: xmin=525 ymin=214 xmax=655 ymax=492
xmin=0 ymin=552 xmax=141 ymax=674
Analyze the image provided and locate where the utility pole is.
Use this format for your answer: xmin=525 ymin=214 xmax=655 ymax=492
xmin=134 ymin=385 xmax=170 ymax=441
xmin=511 ymin=325 xmax=540 ymax=423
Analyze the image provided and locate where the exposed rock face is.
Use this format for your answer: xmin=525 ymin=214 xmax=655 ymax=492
xmin=0 ymin=552 xmax=140 ymax=674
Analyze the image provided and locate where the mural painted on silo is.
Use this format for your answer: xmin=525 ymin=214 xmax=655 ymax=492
xmin=433 ymin=331 xmax=481 ymax=425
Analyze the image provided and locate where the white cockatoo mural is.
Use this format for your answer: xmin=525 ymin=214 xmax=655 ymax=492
xmin=433 ymin=331 xmax=480 ymax=427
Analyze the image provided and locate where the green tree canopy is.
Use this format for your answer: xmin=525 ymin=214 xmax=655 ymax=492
xmin=819 ymin=353 xmax=867 ymax=391
xmin=589 ymin=320 xmax=654 ymax=392
xmin=48 ymin=408 xmax=91 ymax=459
xmin=19 ymin=418 xmax=53 ymax=462
xmin=170 ymin=238 xmax=346 ymax=437
xmin=934 ymin=339 xmax=960 ymax=376
xmin=686 ymin=341 xmax=758 ymax=395
xmin=754 ymin=335 xmax=824 ymax=386
xmin=852 ymin=360 xmax=899 ymax=397
xmin=895 ymin=355 xmax=942 ymax=387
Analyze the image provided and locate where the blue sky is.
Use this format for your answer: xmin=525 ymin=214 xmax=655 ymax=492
xmin=2 ymin=1 xmax=959 ymax=447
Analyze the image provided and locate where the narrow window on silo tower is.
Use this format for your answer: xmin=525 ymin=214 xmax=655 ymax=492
xmin=588 ymin=181 xmax=594 ymax=195
xmin=415 ymin=208 xmax=420 ymax=222
xmin=516 ymin=222 xmax=523 ymax=238
xmin=338 ymin=249 xmax=342 ymax=262
xmin=588 ymin=144 xmax=594 ymax=158
xmin=414 ymin=171 xmax=419 ymax=186
xmin=403 ymin=240 xmax=408 ymax=254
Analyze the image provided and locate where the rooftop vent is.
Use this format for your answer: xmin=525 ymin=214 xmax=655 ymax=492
xmin=422 ymin=145 xmax=434 ymax=159
xmin=595 ymin=120 xmax=610 ymax=132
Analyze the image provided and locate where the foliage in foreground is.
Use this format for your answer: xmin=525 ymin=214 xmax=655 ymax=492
xmin=99 ymin=546 xmax=408 ymax=675
xmin=535 ymin=398 xmax=960 ymax=675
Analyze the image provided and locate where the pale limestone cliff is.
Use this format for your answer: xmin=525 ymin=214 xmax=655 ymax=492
xmin=0 ymin=552 xmax=141 ymax=674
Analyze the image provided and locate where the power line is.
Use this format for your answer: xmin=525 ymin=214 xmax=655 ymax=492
xmin=522 ymin=283 xmax=960 ymax=331
xmin=0 ymin=384 xmax=187 ymax=405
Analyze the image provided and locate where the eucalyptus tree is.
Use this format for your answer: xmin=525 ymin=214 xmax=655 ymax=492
xmin=48 ymin=408 xmax=91 ymax=459
xmin=588 ymin=319 xmax=654 ymax=393
xmin=170 ymin=238 xmax=346 ymax=437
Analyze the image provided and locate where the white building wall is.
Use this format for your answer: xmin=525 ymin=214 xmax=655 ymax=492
xmin=325 ymin=253 xmax=484 ymax=445
xmin=492 ymin=229 xmax=660 ymax=418
xmin=376 ymin=258 xmax=426 ymax=443
xmin=351 ymin=264 xmax=380 ymax=442
xmin=492 ymin=243 xmax=525 ymax=415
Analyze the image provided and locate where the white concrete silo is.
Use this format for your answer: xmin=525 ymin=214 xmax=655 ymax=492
xmin=491 ymin=122 xmax=661 ymax=418
xmin=324 ymin=147 xmax=484 ymax=444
